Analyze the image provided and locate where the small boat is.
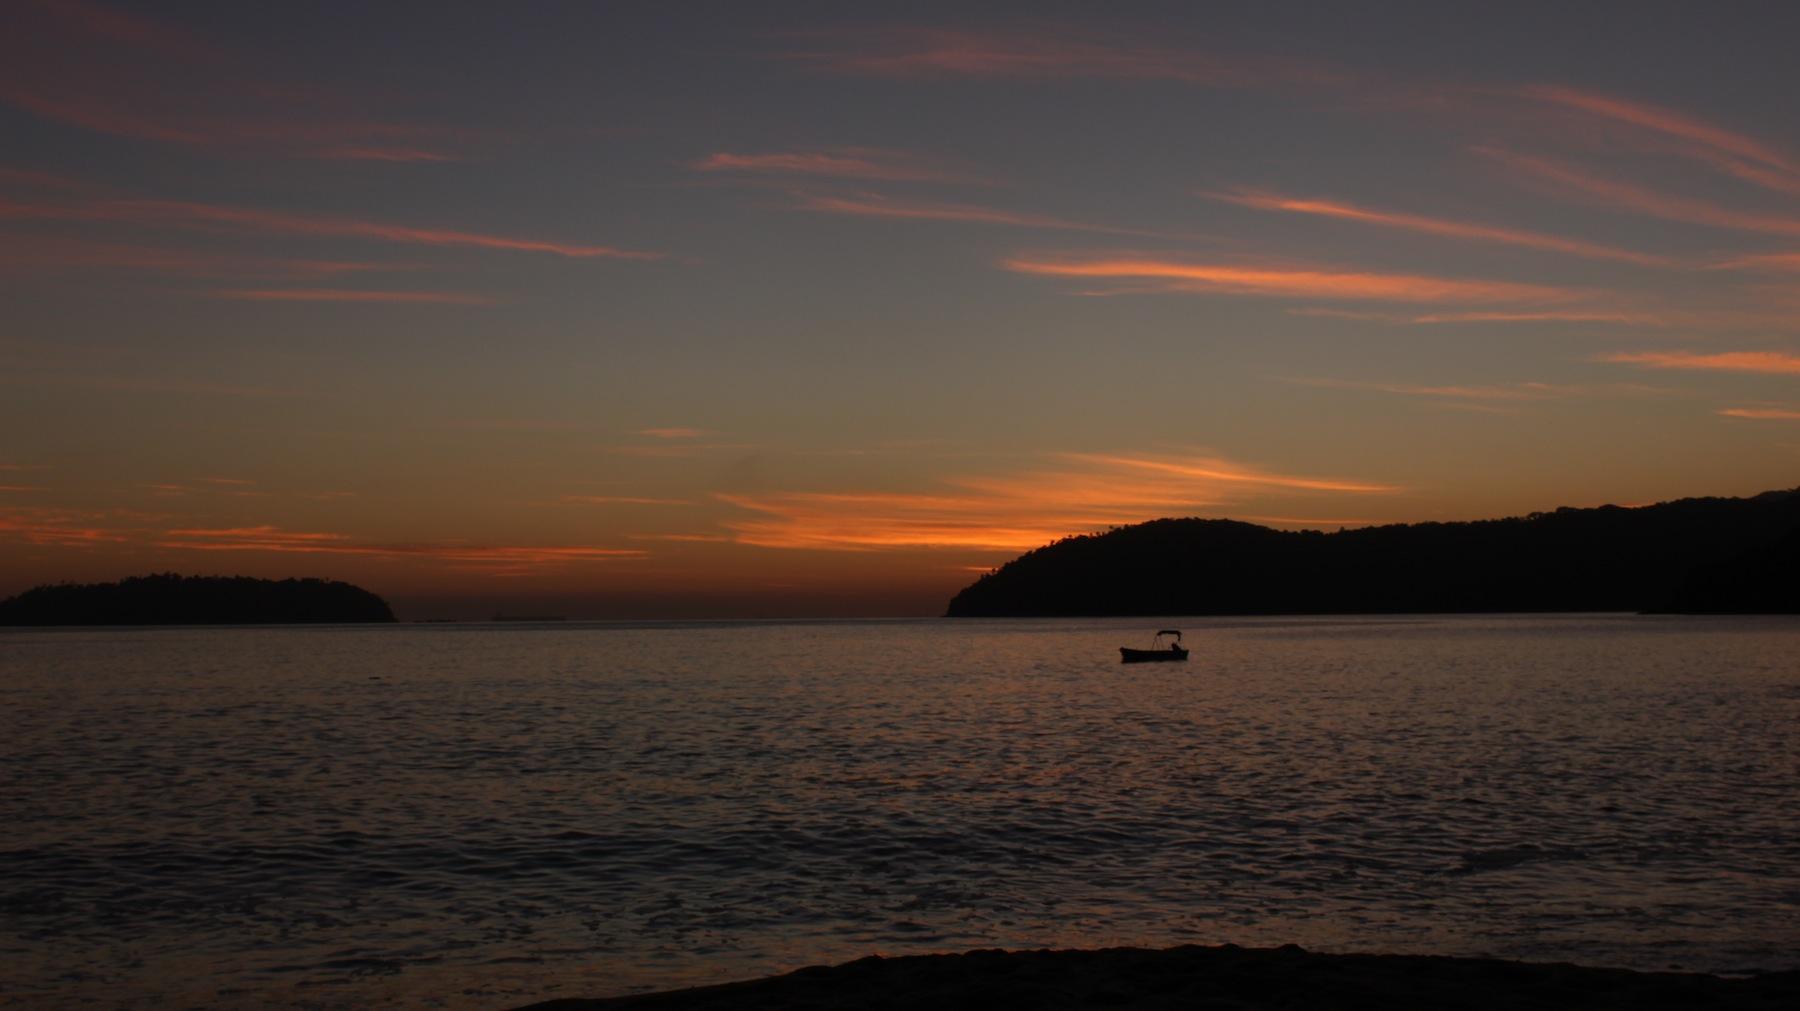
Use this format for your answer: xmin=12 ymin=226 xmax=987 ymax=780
xmin=1120 ymin=629 xmax=1188 ymax=663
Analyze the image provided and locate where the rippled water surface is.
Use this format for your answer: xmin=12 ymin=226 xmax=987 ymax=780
xmin=4 ymin=615 xmax=1799 ymax=1008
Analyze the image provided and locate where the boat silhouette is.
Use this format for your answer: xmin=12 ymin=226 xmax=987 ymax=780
xmin=1119 ymin=629 xmax=1188 ymax=663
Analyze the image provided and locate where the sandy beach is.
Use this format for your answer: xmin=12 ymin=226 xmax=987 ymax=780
xmin=519 ymin=944 xmax=1800 ymax=1010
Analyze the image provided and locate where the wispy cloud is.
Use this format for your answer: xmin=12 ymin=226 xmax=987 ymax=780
xmin=0 ymin=1 xmax=473 ymax=161
xmin=1403 ymin=310 xmax=1664 ymax=324
xmin=209 ymin=288 xmax=497 ymax=305
xmin=1719 ymin=406 xmax=1800 ymax=420
xmin=1288 ymin=306 xmax=1789 ymax=331
xmin=0 ymin=506 xmax=128 ymax=546
xmin=1285 ymin=375 xmax=1674 ymax=413
xmin=793 ymin=192 xmax=1164 ymax=236
xmin=1286 ymin=376 xmax=1572 ymax=402
xmin=1004 ymin=255 xmax=1583 ymax=304
xmin=780 ymin=26 xmax=1345 ymax=88
xmin=1599 ymin=350 xmax=1800 ymax=375
xmin=156 ymin=525 xmax=648 ymax=565
xmin=0 ymin=235 xmax=418 ymax=280
xmin=1480 ymin=148 xmax=1800 ymax=238
xmin=0 ymin=167 xmax=100 ymax=192
xmin=717 ymin=450 xmax=1394 ymax=552
xmin=0 ymin=372 xmax=313 ymax=399
xmin=0 ymin=196 xmax=664 ymax=259
xmin=1515 ymin=85 xmax=1800 ymax=193
xmin=1710 ymin=252 xmax=1800 ymax=272
xmin=639 ymin=427 xmax=709 ymax=439
xmin=603 ymin=442 xmax=756 ymax=458
xmin=1059 ymin=452 xmax=1397 ymax=493
xmin=693 ymin=147 xmax=972 ymax=183
xmin=1207 ymin=188 xmax=1670 ymax=266
xmin=562 ymin=495 xmax=693 ymax=506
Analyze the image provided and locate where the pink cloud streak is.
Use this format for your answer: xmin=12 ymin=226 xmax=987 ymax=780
xmin=0 ymin=196 xmax=662 ymax=259
xmin=794 ymin=192 xmax=1158 ymax=235
xmin=782 ymin=27 xmax=1345 ymax=88
xmin=1481 ymin=149 xmax=1800 ymax=238
xmin=1518 ymin=85 xmax=1797 ymax=176
xmin=1209 ymin=188 xmax=1670 ymax=266
xmin=1719 ymin=407 xmax=1800 ymax=420
xmin=1004 ymin=255 xmax=1582 ymax=304
xmin=209 ymin=288 xmax=497 ymax=305
xmin=0 ymin=2 xmax=470 ymax=162
xmin=157 ymin=525 xmax=647 ymax=565
xmin=1599 ymin=350 xmax=1800 ymax=375
xmin=694 ymin=148 xmax=970 ymax=183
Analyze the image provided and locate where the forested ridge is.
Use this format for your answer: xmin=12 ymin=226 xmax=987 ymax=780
xmin=946 ymin=488 xmax=1800 ymax=617
xmin=0 ymin=573 xmax=397 ymax=625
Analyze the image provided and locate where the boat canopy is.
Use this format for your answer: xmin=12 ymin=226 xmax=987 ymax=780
xmin=1157 ymin=629 xmax=1182 ymax=637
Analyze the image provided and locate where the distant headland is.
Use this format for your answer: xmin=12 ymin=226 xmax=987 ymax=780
xmin=947 ymin=488 xmax=1800 ymax=617
xmin=0 ymin=573 xmax=396 ymax=626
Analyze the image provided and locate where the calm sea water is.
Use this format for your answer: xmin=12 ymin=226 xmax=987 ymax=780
xmin=3 ymin=615 xmax=1798 ymax=1008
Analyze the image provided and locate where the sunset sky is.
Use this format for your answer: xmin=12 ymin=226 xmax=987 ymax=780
xmin=5 ymin=1 xmax=1800 ymax=617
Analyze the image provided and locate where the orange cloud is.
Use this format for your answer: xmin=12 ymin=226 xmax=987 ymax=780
xmin=1004 ymin=255 xmax=1581 ymax=304
xmin=1481 ymin=149 xmax=1800 ymax=238
xmin=0 ymin=196 xmax=662 ymax=259
xmin=1719 ymin=407 xmax=1800 ymax=420
xmin=717 ymin=451 xmax=1394 ymax=552
xmin=693 ymin=148 xmax=969 ymax=182
xmin=1208 ymin=188 xmax=1670 ymax=266
xmin=0 ymin=506 xmax=128 ymax=546
xmin=1599 ymin=350 xmax=1800 ymax=375
xmin=562 ymin=496 xmax=693 ymax=506
xmin=157 ymin=525 xmax=647 ymax=565
xmin=639 ymin=427 xmax=709 ymax=439
xmin=209 ymin=288 xmax=497 ymax=305
xmin=1060 ymin=453 xmax=1398 ymax=493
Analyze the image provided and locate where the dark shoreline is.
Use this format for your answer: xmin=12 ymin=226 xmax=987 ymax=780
xmin=518 ymin=944 xmax=1800 ymax=1010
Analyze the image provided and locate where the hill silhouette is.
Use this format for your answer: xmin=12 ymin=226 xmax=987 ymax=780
xmin=0 ymin=573 xmax=396 ymax=625
xmin=945 ymin=488 xmax=1800 ymax=617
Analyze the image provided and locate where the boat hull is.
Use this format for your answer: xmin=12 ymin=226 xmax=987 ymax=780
xmin=1119 ymin=647 xmax=1188 ymax=663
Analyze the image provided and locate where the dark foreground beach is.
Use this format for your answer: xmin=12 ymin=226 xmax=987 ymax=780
xmin=520 ymin=945 xmax=1800 ymax=1010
